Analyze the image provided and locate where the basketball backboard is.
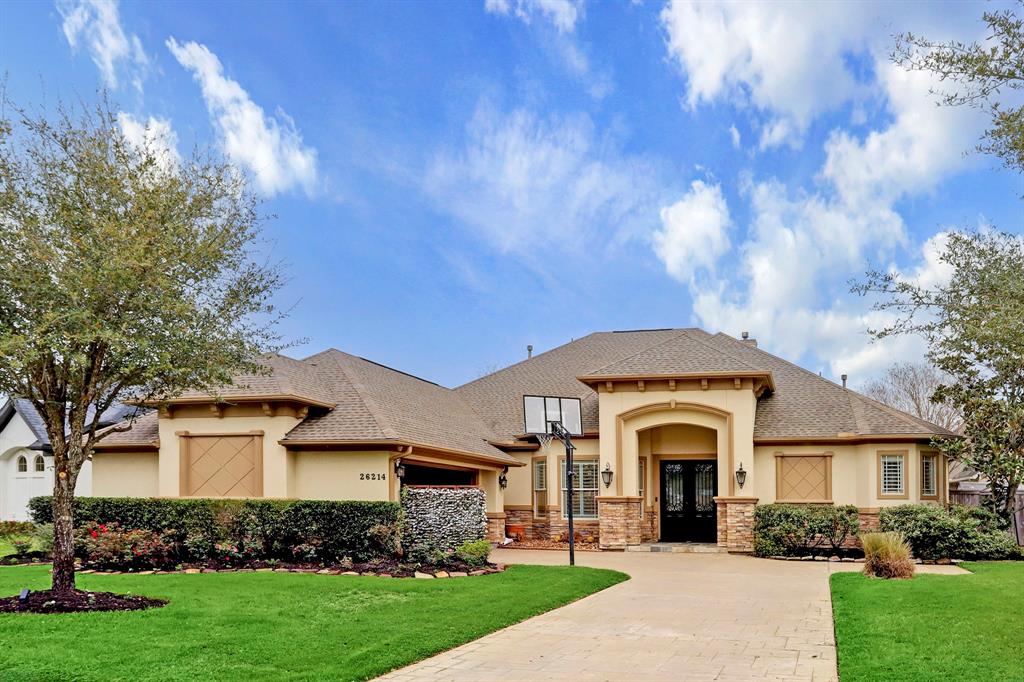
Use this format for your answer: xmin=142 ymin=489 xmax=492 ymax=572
xmin=523 ymin=395 xmax=583 ymax=437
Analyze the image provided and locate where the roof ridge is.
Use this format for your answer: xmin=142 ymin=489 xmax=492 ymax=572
xmin=311 ymin=348 xmax=441 ymax=387
xmin=682 ymin=330 xmax=766 ymax=373
xmin=583 ymin=329 xmax=693 ymax=377
xmin=847 ymin=388 xmax=953 ymax=435
xmin=455 ymin=332 xmax=604 ymax=389
xmin=322 ymin=351 xmax=400 ymax=440
xmin=712 ymin=332 xmax=953 ymax=435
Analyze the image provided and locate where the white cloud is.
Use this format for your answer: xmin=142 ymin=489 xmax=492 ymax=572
xmin=57 ymin=0 xmax=148 ymax=91
xmin=166 ymin=38 xmax=319 ymax=197
xmin=484 ymin=0 xmax=609 ymax=98
xmin=424 ymin=100 xmax=665 ymax=255
xmin=485 ymin=0 xmax=584 ymax=34
xmin=653 ymin=2 xmax=993 ymax=379
xmin=653 ymin=181 xmax=731 ymax=282
xmin=660 ymin=1 xmax=870 ymax=148
xmin=117 ymin=112 xmax=181 ymax=171
xmin=728 ymin=125 xmax=741 ymax=149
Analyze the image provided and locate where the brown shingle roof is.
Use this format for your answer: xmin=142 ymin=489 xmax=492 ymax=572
xmin=703 ymin=332 xmax=957 ymax=440
xmin=283 ymin=349 xmax=518 ymax=465
xmin=173 ymin=354 xmax=335 ymax=407
xmin=456 ymin=329 xmax=685 ymax=438
xmin=96 ymin=410 xmax=159 ymax=448
xmin=580 ymin=329 xmax=770 ymax=379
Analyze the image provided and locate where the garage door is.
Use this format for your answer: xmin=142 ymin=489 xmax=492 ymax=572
xmin=180 ymin=434 xmax=263 ymax=497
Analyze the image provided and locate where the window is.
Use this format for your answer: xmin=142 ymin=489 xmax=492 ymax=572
xmin=921 ymin=453 xmax=938 ymax=498
xmin=638 ymin=458 xmax=646 ymax=517
xmin=16 ymin=455 xmax=27 ymax=473
xmin=34 ymin=456 xmax=45 ymax=473
xmin=561 ymin=459 xmax=598 ymax=519
xmin=532 ymin=459 xmax=548 ymax=518
xmin=879 ymin=452 xmax=906 ymax=497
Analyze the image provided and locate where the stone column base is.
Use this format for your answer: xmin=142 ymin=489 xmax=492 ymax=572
xmin=597 ymin=497 xmax=643 ymax=550
xmin=713 ymin=496 xmax=758 ymax=553
xmin=486 ymin=512 xmax=506 ymax=543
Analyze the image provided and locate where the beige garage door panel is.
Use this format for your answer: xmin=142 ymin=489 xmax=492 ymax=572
xmin=181 ymin=434 xmax=263 ymax=497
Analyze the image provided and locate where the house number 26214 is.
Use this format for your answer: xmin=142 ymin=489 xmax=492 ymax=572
xmin=360 ymin=473 xmax=386 ymax=481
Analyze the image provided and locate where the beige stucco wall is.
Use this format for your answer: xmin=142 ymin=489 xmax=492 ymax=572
xmin=290 ymin=450 xmax=391 ymax=501
xmin=598 ymin=383 xmax=757 ymax=498
xmin=753 ymin=442 xmax=945 ymax=508
xmin=92 ymin=451 xmax=159 ymax=497
xmin=503 ymin=452 xmax=534 ymax=507
xmin=157 ymin=409 xmax=302 ymax=498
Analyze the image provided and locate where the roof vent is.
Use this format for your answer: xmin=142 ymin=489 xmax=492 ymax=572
xmin=841 ymin=373 xmax=848 ymax=388
xmin=740 ymin=331 xmax=757 ymax=347
xmin=527 ymin=344 xmax=533 ymax=359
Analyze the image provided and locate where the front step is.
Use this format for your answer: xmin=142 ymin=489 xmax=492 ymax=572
xmin=627 ymin=543 xmax=727 ymax=553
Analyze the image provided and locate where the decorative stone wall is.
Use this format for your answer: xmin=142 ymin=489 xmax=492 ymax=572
xmin=545 ymin=506 xmax=600 ymax=543
xmin=597 ymin=497 xmax=642 ymax=550
xmin=402 ymin=486 xmax=487 ymax=551
xmin=640 ymin=508 xmax=657 ymax=543
xmin=714 ymin=497 xmax=758 ymax=553
xmin=486 ymin=512 xmax=506 ymax=542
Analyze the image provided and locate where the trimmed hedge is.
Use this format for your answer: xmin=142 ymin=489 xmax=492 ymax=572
xmin=753 ymin=503 xmax=859 ymax=557
xmin=29 ymin=496 xmax=402 ymax=563
xmin=879 ymin=504 xmax=1021 ymax=560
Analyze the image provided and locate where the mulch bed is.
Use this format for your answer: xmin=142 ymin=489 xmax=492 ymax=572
xmin=503 ymin=539 xmax=602 ymax=552
xmin=0 ymin=589 xmax=167 ymax=614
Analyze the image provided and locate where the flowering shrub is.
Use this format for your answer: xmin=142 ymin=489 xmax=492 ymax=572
xmin=291 ymin=540 xmax=323 ymax=562
xmin=75 ymin=522 xmax=177 ymax=571
xmin=211 ymin=539 xmax=261 ymax=567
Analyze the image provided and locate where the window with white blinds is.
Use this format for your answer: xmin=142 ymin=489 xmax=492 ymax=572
xmin=561 ymin=460 xmax=598 ymax=519
xmin=880 ymin=454 xmax=905 ymax=496
xmin=533 ymin=459 xmax=547 ymax=518
xmin=921 ymin=454 xmax=938 ymax=497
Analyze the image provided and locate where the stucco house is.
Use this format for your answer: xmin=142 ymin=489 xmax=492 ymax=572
xmin=0 ymin=399 xmax=136 ymax=520
xmin=91 ymin=328 xmax=954 ymax=551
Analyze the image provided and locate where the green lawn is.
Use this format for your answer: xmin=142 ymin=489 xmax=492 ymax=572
xmin=831 ymin=562 xmax=1024 ymax=681
xmin=0 ymin=564 xmax=626 ymax=681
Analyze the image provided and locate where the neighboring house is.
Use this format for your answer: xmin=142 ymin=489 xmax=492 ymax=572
xmin=0 ymin=399 xmax=137 ymax=520
xmin=93 ymin=329 xmax=955 ymax=551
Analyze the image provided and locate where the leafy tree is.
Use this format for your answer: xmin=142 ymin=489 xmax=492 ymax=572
xmin=893 ymin=2 xmax=1024 ymax=173
xmin=855 ymin=231 xmax=1024 ymax=525
xmin=0 ymin=97 xmax=283 ymax=593
xmin=862 ymin=361 xmax=962 ymax=432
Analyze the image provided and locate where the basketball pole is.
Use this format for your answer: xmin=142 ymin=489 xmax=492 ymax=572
xmin=550 ymin=421 xmax=576 ymax=567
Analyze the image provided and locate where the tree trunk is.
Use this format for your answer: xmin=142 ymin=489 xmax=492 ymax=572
xmin=51 ymin=476 xmax=76 ymax=593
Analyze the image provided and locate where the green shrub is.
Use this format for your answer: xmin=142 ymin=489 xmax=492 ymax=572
xmin=31 ymin=523 xmax=53 ymax=556
xmin=862 ymin=532 xmax=915 ymax=579
xmin=753 ymin=504 xmax=860 ymax=557
xmin=0 ymin=520 xmax=36 ymax=540
xmin=879 ymin=504 xmax=1020 ymax=560
xmin=455 ymin=539 xmax=492 ymax=567
xmin=10 ymin=537 xmax=33 ymax=558
xmin=30 ymin=496 xmax=402 ymax=563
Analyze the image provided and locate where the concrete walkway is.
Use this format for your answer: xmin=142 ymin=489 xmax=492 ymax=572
xmin=377 ymin=549 xmax=966 ymax=682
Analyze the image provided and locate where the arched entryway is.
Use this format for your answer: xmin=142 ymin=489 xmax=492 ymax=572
xmin=642 ymin=424 xmax=719 ymax=542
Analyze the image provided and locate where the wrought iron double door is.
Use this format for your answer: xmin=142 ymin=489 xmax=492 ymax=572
xmin=659 ymin=460 xmax=717 ymax=542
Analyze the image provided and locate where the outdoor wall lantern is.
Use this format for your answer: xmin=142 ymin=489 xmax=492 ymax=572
xmin=499 ymin=466 xmax=508 ymax=489
xmin=735 ymin=462 xmax=747 ymax=490
xmin=601 ymin=463 xmax=614 ymax=489
xmin=394 ymin=458 xmax=406 ymax=480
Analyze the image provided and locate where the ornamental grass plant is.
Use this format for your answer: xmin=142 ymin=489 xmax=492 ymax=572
xmin=862 ymin=532 xmax=915 ymax=579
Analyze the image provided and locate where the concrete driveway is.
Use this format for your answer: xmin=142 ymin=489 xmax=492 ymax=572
xmin=377 ymin=549 xmax=966 ymax=682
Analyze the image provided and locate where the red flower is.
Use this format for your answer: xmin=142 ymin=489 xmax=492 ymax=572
xmin=90 ymin=530 xmax=98 ymax=538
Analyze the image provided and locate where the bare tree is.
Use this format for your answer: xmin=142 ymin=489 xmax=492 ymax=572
xmin=862 ymin=362 xmax=962 ymax=433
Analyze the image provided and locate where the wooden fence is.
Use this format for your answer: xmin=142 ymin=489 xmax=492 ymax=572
xmin=949 ymin=490 xmax=1024 ymax=545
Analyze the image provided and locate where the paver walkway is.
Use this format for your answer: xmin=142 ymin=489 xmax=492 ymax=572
xmin=377 ymin=549 xmax=966 ymax=682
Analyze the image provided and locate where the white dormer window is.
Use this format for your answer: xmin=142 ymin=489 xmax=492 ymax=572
xmin=17 ymin=455 xmax=27 ymax=473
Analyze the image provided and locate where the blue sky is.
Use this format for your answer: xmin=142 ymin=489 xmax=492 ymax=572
xmin=1 ymin=0 xmax=1021 ymax=388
